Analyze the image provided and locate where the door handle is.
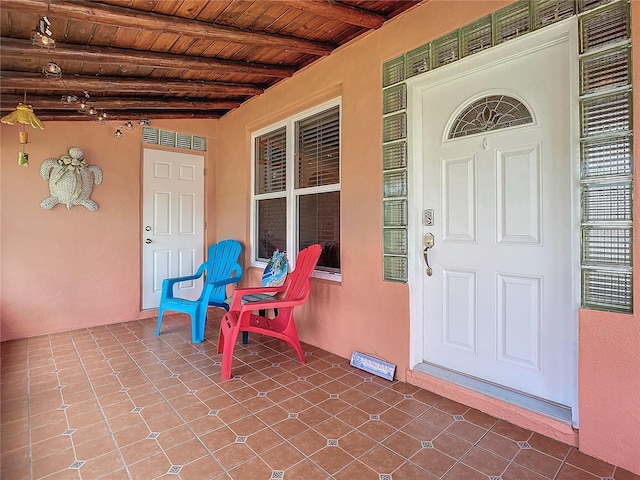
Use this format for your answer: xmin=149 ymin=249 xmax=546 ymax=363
xmin=423 ymin=233 xmax=435 ymax=276
xmin=145 ymin=238 xmax=152 ymax=244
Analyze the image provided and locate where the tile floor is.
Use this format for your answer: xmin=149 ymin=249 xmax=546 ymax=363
xmin=1 ymin=311 xmax=638 ymax=480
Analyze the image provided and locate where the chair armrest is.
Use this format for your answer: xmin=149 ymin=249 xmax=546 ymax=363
xmin=228 ymin=285 xmax=286 ymax=310
xmin=239 ymin=296 xmax=305 ymax=314
xmin=161 ymin=263 xmax=206 ymax=300
xmin=211 ymin=273 xmax=242 ymax=288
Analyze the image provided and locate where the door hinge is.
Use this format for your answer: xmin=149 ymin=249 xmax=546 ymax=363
xmin=204 ymin=168 xmax=207 ymax=176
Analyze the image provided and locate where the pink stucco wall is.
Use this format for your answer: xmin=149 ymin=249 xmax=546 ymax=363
xmin=0 ymin=119 xmax=216 ymax=340
xmin=1 ymin=0 xmax=639 ymax=474
xmin=215 ymin=0 xmax=640 ymax=473
xmin=575 ymin=1 xmax=640 ymax=472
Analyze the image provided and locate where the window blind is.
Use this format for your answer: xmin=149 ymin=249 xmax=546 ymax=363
xmin=256 ymin=127 xmax=287 ymax=194
xmin=295 ymin=106 xmax=340 ymax=188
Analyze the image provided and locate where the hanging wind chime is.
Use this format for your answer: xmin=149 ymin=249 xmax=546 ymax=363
xmin=1 ymin=92 xmax=45 ymax=166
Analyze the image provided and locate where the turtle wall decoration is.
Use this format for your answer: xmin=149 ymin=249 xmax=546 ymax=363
xmin=40 ymin=147 xmax=103 ymax=211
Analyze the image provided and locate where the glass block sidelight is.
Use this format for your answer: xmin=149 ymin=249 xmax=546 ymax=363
xmin=383 ymin=170 xmax=407 ymax=198
xmin=383 ymin=228 xmax=408 ymax=255
xmin=581 ymin=181 xmax=632 ymax=222
xmin=580 ymin=46 xmax=631 ymax=95
xmin=580 ymin=91 xmax=631 ymax=137
xmin=380 ymin=0 xmax=633 ymax=301
xmin=579 ymin=1 xmax=629 ymax=53
xmin=383 ymin=113 xmax=407 ymax=142
xmin=383 ymin=200 xmax=408 ymax=227
xmin=494 ymin=1 xmax=530 ymax=44
xmin=406 ymin=44 xmax=430 ymax=78
xmin=578 ymin=0 xmax=617 ymax=13
xmin=432 ymin=32 xmax=459 ymax=68
xmin=383 ymin=255 xmax=408 ymax=282
xmin=532 ymin=0 xmax=576 ymax=29
xmin=383 ymin=142 xmax=407 ymax=171
xmin=383 ymin=84 xmax=407 ymax=115
xmin=581 ymin=227 xmax=632 ymax=265
xmin=581 ymin=135 xmax=632 ymax=178
xmin=582 ymin=268 xmax=632 ymax=312
xmin=461 ymin=16 xmax=492 ymax=57
xmin=383 ymin=55 xmax=405 ymax=87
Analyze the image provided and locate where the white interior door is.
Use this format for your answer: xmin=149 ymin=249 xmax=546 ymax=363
xmin=142 ymin=148 xmax=205 ymax=309
xmin=412 ymin=22 xmax=578 ymax=409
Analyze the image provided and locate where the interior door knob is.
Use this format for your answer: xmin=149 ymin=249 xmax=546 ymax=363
xmin=145 ymin=238 xmax=152 ymax=244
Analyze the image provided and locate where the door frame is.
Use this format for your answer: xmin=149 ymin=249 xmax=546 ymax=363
xmin=141 ymin=147 xmax=206 ymax=310
xmin=406 ymin=19 xmax=581 ymax=420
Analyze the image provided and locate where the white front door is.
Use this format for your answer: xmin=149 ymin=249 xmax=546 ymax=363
xmin=142 ymin=148 xmax=205 ymax=309
xmin=410 ymin=21 xmax=578 ymax=410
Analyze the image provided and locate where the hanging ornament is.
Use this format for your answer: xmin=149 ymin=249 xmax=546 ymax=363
xmin=1 ymin=101 xmax=45 ymax=167
xmin=1 ymin=103 xmax=45 ymax=129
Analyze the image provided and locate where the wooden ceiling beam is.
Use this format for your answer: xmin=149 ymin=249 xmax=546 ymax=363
xmin=0 ymin=72 xmax=264 ymax=96
xmin=1 ymin=94 xmax=242 ymax=111
xmin=1 ymin=0 xmax=333 ymax=56
xmin=276 ymin=0 xmax=385 ymax=29
xmin=5 ymin=111 xmax=224 ymax=121
xmin=0 ymin=38 xmax=296 ymax=79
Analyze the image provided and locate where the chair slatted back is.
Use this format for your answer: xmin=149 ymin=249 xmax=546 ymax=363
xmin=282 ymin=244 xmax=322 ymax=303
xmin=206 ymin=240 xmax=243 ymax=305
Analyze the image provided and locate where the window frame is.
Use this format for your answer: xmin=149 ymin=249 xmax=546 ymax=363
xmin=250 ymin=97 xmax=342 ymax=282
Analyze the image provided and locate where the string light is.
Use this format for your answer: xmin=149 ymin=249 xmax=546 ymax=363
xmin=31 ymin=0 xmax=55 ymax=51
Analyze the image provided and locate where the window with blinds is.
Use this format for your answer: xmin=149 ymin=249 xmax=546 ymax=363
xmin=252 ymin=99 xmax=342 ymax=278
xmin=295 ymin=106 xmax=340 ymax=188
xmin=256 ymin=127 xmax=286 ymax=194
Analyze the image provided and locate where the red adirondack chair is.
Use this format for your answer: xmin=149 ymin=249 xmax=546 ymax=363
xmin=217 ymin=244 xmax=322 ymax=379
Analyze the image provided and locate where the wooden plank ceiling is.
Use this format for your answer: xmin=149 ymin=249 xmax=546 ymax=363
xmin=0 ymin=0 xmax=420 ymax=121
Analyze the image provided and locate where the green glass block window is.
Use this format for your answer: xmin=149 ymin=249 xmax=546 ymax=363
xmin=579 ymin=1 xmax=629 ymax=53
xmin=383 ymin=255 xmax=408 ymax=282
xmin=533 ymin=0 xmax=576 ymax=29
xmin=383 ymin=142 xmax=407 ymax=171
xmin=383 ymin=113 xmax=407 ymax=142
xmin=581 ymin=136 xmax=633 ymax=178
xmin=379 ymin=0 xmax=633 ymax=296
xmin=579 ymin=0 xmax=618 ymax=13
xmin=383 ymin=200 xmax=407 ymax=227
xmin=406 ymin=44 xmax=430 ymax=78
xmin=580 ymin=46 xmax=631 ymax=95
xmin=581 ymin=181 xmax=632 ymax=222
xmin=383 ymin=170 xmax=407 ymax=198
xmin=383 ymin=55 xmax=405 ymax=87
xmin=383 ymin=228 xmax=408 ymax=255
xmin=495 ymin=2 xmax=530 ymax=44
xmin=383 ymin=84 xmax=407 ymax=115
xmin=580 ymin=91 xmax=631 ymax=137
xmin=432 ymin=32 xmax=459 ymax=68
xmin=582 ymin=227 xmax=632 ymax=265
xmin=461 ymin=16 xmax=492 ymax=57
xmin=582 ymin=268 xmax=632 ymax=312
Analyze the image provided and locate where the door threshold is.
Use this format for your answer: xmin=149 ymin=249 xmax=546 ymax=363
xmin=414 ymin=362 xmax=572 ymax=424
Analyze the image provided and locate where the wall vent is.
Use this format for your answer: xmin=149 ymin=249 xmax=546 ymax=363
xmin=142 ymin=127 xmax=207 ymax=152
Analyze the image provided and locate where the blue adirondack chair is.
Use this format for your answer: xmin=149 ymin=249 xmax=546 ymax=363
xmin=156 ymin=239 xmax=243 ymax=343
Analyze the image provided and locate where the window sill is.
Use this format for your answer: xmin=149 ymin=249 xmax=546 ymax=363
xmin=249 ymin=261 xmax=341 ymax=284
